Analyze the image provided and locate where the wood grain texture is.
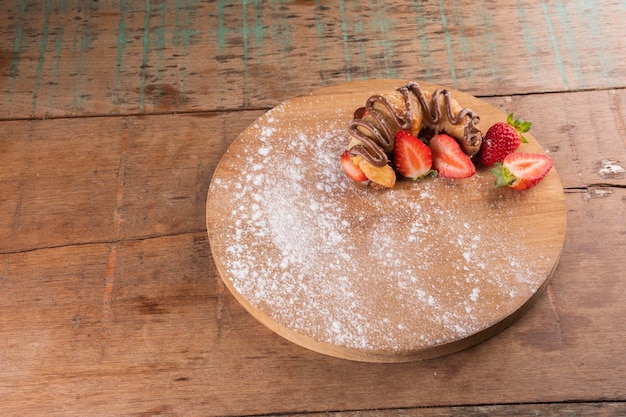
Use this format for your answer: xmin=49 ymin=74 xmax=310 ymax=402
xmin=1 ymin=190 xmax=624 ymax=416
xmin=1 ymin=0 xmax=625 ymax=414
xmin=491 ymin=89 xmax=626 ymax=189
xmin=1 ymin=0 xmax=625 ymax=119
xmin=0 ymin=110 xmax=264 ymax=253
xmin=1 ymin=89 xmax=624 ymax=415
xmin=2 ymin=89 xmax=620 ymax=253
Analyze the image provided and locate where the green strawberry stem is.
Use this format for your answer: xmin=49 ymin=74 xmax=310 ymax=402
xmin=507 ymin=113 xmax=531 ymax=143
xmin=490 ymin=163 xmax=516 ymax=187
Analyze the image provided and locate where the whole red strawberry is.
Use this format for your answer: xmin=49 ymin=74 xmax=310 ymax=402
xmin=478 ymin=113 xmax=532 ymax=166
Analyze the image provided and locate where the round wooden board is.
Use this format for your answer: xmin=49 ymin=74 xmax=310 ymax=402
xmin=206 ymin=80 xmax=566 ymax=362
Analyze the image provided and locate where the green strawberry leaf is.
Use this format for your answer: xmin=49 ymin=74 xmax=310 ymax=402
xmin=490 ymin=163 xmax=517 ymax=188
xmin=518 ymin=121 xmax=532 ymax=132
xmin=507 ymin=113 xmax=515 ymax=125
xmin=507 ymin=113 xmax=532 ymax=142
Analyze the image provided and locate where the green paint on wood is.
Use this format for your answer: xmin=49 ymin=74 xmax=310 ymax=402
xmin=72 ymin=1 xmax=96 ymax=112
xmin=175 ymin=0 xmax=202 ymax=50
xmin=578 ymin=0 xmax=610 ymax=83
xmin=46 ymin=0 xmax=69 ymax=113
xmin=216 ymin=0 xmax=227 ymax=53
xmin=241 ymin=0 xmax=266 ymax=103
xmin=9 ymin=0 xmax=27 ymax=78
xmin=515 ymin=0 xmax=541 ymax=82
xmin=272 ymin=0 xmax=291 ymax=77
xmin=6 ymin=0 xmax=28 ymax=114
xmin=252 ymin=1 xmax=264 ymax=57
xmin=446 ymin=2 xmax=473 ymax=85
xmin=173 ymin=0 xmax=201 ymax=102
xmin=370 ymin=0 xmax=395 ymax=79
xmin=314 ymin=0 xmax=328 ymax=83
xmin=242 ymin=0 xmax=250 ymax=104
xmin=33 ymin=0 xmax=52 ymax=114
xmin=541 ymin=1 xmax=569 ymax=89
xmin=140 ymin=0 xmax=152 ymax=112
xmin=339 ymin=0 xmax=352 ymax=81
xmin=114 ymin=0 xmax=129 ymax=107
xmin=350 ymin=6 xmax=368 ymax=79
xmin=411 ymin=0 xmax=434 ymax=81
xmin=152 ymin=0 xmax=168 ymax=107
xmin=438 ymin=0 xmax=458 ymax=88
xmin=476 ymin=5 xmax=499 ymax=85
xmin=555 ymin=0 xmax=585 ymax=88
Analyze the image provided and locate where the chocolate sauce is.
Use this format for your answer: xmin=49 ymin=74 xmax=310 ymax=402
xmin=348 ymin=82 xmax=481 ymax=167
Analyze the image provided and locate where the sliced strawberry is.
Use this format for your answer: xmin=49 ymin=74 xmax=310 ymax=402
xmin=429 ymin=134 xmax=476 ymax=178
xmin=341 ymin=150 xmax=368 ymax=182
xmin=393 ymin=131 xmax=433 ymax=180
xmin=490 ymin=152 xmax=553 ymax=190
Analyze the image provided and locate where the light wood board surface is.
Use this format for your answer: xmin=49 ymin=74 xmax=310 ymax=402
xmin=207 ymin=80 xmax=567 ymax=362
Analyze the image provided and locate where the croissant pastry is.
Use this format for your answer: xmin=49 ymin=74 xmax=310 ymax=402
xmin=346 ymin=82 xmax=482 ymax=187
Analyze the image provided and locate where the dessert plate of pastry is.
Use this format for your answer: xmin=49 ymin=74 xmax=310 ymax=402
xmin=206 ymin=79 xmax=566 ymax=362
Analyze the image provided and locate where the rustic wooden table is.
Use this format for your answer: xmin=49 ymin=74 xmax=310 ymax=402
xmin=1 ymin=1 xmax=625 ymax=416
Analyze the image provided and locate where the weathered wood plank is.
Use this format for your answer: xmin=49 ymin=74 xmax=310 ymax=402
xmin=2 ymin=2 xmax=625 ymax=416
xmin=1 ymin=0 xmax=625 ymax=119
xmin=0 ymin=110 xmax=264 ymax=253
xmin=482 ymin=89 xmax=626 ymax=188
xmin=1 ymin=186 xmax=624 ymax=416
xmin=2 ymin=88 xmax=624 ymax=254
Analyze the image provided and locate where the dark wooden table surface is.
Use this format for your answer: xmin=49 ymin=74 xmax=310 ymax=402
xmin=1 ymin=1 xmax=625 ymax=416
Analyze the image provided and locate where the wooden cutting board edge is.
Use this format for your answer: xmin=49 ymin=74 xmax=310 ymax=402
xmin=205 ymin=79 xmax=567 ymax=363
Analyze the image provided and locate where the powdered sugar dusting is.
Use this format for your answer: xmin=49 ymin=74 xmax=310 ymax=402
xmin=208 ymin=96 xmax=558 ymax=354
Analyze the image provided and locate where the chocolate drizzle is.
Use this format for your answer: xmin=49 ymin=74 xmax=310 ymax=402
xmin=348 ymin=82 xmax=482 ymax=167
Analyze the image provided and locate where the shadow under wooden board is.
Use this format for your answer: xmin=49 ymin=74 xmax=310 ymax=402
xmin=206 ymin=79 xmax=566 ymax=362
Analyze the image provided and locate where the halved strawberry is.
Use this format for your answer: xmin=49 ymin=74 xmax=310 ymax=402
xmin=393 ymin=131 xmax=434 ymax=180
xmin=490 ymin=152 xmax=553 ymax=190
xmin=429 ymin=134 xmax=476 ymax=178
xmin=341 ymin=150 xmax=367 ymax=182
